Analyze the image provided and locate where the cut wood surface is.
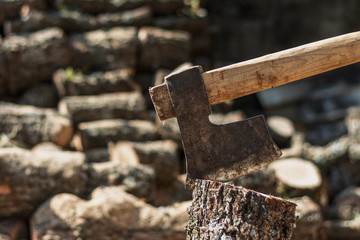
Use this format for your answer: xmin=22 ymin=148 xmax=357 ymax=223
xmin=150 ymin=31 xmax=360 ymax=120
xmin=186 ymin=179 xmax=297 ymax=240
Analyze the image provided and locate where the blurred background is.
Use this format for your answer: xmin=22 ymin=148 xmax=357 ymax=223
xmin=0 ymin=0 xmax=360 ymax=239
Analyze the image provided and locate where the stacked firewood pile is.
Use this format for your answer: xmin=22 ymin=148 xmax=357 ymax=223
xmin=0 ymin=0 xmax=360 ymax=240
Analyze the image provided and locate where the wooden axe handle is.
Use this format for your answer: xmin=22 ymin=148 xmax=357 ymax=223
xmin=150 ymin=31 xmax=360 ymax=121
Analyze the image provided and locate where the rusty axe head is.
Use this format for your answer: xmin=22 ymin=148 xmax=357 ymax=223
xmin=156 ymin=66 xmax=281 ymax=187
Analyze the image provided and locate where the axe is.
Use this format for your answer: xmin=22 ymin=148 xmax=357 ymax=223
xmin=149 ymin=31 xmax=360 ymax=187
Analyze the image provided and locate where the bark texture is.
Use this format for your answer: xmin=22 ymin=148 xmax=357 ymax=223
xmin=32 ymin=186 xmax=189 ymax=240
xmin=59 ymin=92 xmax=148 ymax=125
xmin=2 ymin=27 xmax=71 ymax=95
xmin=78 ymin=119 xmax=160 ymax=150
xmin=138 ymin=27 xmax=191 ymax=69
xmin=7 ymin=6 xmax=153 ymax=34
xmin=0 ymin=147 xmax=87 ymax=218
xmin=0 ymin=102 xmax=73 ymax=147
xmin=53 ymin=68 xmax=139 ymax=97
xmin=69 ymin=27 xmax=138 ymax=71
xmin=186 ymin=180 xmax=297 ymax=240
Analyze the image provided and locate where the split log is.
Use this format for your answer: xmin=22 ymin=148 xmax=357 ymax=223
xmin=2 ymin=27 xmax=70 ymax=96
xmin=138 ymin=27 xmax=191 ymax=69
xmin=0 ymin=218 xmax=29 ymax=240
xmin=0 ymin=147 xmax=87 ymax=218
xmin=266 ymin=115 xmax=295 ymax=148
xmin=58 ymin=92 xmax=148 ymax=125
xmin=269 ymin=158 xmax=324 ymax=203
xmin=186 ymin=180 xmax=297 ymax=240
xmin=53 ymin=68 xmax=139 ymax=97
xmin=69 ymin=27 xmax=138 ymax=71
xmin=7 ymin=6 xmax=153 ymax=34
xmin=110 ymin=140 xmax=180 ymax=186
xmin=78 ymin=119 xmax=160 ymax=150
xmin=32 ymin=186 xmax=190 ymax=240
xmin=290 ymin=196 xmax=325 ymax=240
xmin=18 ymin=83 xmax=58 ymax=108
xmin=0 ymin=102 xmax=73 ymax=147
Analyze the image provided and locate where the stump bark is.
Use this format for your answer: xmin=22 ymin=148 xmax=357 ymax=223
xmin=186 ymin=180 xmax=297 ymax=240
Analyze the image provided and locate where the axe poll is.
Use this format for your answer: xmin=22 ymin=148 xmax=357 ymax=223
xmin=149 ymin=31 xmax=360 ymax=186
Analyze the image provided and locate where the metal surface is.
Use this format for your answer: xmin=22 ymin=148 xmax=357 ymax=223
xmin=165 ymin=66 xmax=282 ymax=187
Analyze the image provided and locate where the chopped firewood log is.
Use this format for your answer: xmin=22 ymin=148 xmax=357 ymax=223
xmin=110 ymin=140 xmax=180 ymax=186
xmin=78 ymin=119 xmax=160 ymax=150
xmin=1 ymin=27 xmax=70 ymax=96
xmin=0 ymin=147 xmax=156 ymax=218
xmin=53 ymin=68 xmax=139 ymax=97
xmin=267 ymin=115 xmax=295 ymax=148
xmin=0 ymin=147 xmax=87 ymax=218
xmin=7 ymin=6 xmax=153 ymax=34
xmin=0 ymin=218 xmax=28 ymax=240
xmin=58 ymin=92 xmax=148 ymax=125
xmin=186 ymin=180 xmax=297 ymax=240
xmin=269 ymin=158 xmax=324 ymax=204
xmin=0 ymin=102 xmax=73 ymax=147
xmin=86 ymin=161 xmax=155 ymax=199
xmin=32 ymin=186 xmax=190 ymax=240
xmin=290 ymin=196 xmax=325 ymax=240
xmin=69 ymin=27 xmax=138 ymax=71
xmin=138 ymin=27 xmax=191 ymax=69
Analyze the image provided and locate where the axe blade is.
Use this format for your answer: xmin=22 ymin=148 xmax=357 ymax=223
xmin=165 ymin=66 xmax=282 ymax=186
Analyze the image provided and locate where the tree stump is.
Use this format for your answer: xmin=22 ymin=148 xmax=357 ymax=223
xmin=186 ymin=180 xmax=297 ymax=240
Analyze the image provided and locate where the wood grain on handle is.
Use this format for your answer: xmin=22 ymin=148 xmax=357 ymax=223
xmin=150 ymin=31 xmax=360 ymax=121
